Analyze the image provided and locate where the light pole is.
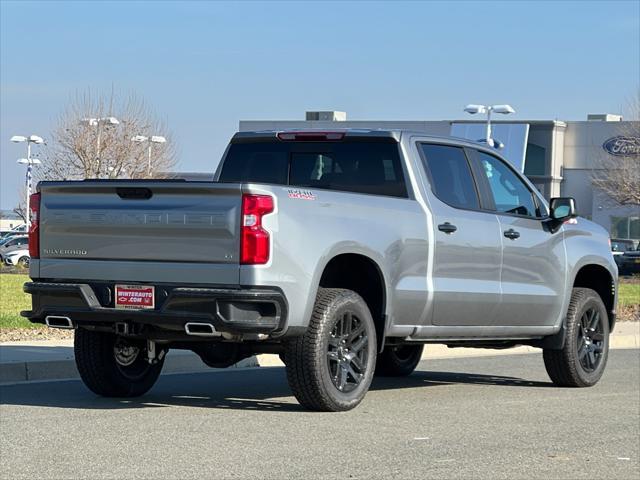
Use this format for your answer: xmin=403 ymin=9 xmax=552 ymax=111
xmin=79 ymin=116 xmax=119 ymax=176
xmin=463 ymin=104 xmax=515 ymax=148
xmin=10 ymin=135 xmax=44 ymax=227
xmin=131 ymin=135 xmax=167 ymax=176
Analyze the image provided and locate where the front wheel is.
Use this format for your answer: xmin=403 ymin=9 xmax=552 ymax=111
xmin=284 ymin=288 xmax=377 ymax=411
xmin=543 ymin=288 xmax=610 ymax=387
xmin=75 ymin=329 xmax=164 ymax=397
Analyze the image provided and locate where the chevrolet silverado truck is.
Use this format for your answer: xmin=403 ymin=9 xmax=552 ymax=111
xmin=22 ymin=129 xmax=618 ymax=411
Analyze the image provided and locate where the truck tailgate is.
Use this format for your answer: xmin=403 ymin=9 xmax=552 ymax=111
xmin=35 ymin=181 xmax=242 ymax=285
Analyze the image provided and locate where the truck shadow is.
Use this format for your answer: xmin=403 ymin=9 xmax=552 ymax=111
xmin=0 ymin=366 xmax=554 ymax=413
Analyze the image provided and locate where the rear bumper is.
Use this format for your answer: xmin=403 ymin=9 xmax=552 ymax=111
xmin=21 ymin=281 xmax=288 ymax=336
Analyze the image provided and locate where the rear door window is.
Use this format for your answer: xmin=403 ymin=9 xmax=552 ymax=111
xmin=419 ymin=144 xmax=480 ymax=210
xmin=220 ymin=139 xmax=408 ymax=198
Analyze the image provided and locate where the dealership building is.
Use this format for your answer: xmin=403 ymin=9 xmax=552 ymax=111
xmin=240 ymin=112 xmax=640 ymax=243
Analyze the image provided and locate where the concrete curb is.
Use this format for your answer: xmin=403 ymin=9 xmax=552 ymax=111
xmin=1 ymin=332 xmax=638 ymax=386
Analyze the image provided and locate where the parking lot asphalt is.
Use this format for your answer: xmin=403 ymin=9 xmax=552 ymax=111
xmin=1 ymin=349 xmax=638 ymax=480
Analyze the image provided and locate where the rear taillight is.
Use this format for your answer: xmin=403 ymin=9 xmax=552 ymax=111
xmin=29 ymin=192 xmax=41 ymax=259
xmin=240 ymin=194 xmax=274 ymax=265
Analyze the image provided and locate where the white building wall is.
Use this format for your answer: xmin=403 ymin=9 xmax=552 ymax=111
xmin=562 ymin=120 xmax=639 ymax=236
xmin=562 ymin=121 xmax=631 ymax=169
xmin=591 ymin=190 xmax=640 ymax=240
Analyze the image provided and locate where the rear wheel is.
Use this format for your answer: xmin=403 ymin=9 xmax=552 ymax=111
xmin=74 ymin=329 xmax=164 ymax=397
xmin=375 ymin=344 xmax=424 ymax=377
xmin=284 ymin=288 xmax=377 ymax=411
xmin=543 ymin=288 xmax=609 ymax=387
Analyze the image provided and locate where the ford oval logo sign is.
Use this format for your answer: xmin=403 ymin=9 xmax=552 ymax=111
xmin=602 ymin=136 xmax=640 ymax=157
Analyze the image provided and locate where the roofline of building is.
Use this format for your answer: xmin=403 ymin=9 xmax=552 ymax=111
xmin=240 ymin=119 xmax=569 ymax=127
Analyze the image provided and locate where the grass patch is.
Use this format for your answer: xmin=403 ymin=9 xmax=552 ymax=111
xmin=619 ymin=280 xmax=639 ymax=307
xmin=0 ymin=274 xmax=40 ymax=329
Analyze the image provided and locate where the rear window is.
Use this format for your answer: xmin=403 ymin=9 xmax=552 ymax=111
xmin=219 ymin=140 xmax=408 ymax=198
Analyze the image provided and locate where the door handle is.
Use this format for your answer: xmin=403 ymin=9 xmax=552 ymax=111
xmin=438 ymin=222 xmax=457 ymax=234
xmin=504 ymin=228 xmax=520 ymax=240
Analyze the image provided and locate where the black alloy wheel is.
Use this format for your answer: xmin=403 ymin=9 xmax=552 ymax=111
xmin=576 ymin=307 xmax=605 ymax=373
xmin=326 ymin=311 xmax=369 ymax=393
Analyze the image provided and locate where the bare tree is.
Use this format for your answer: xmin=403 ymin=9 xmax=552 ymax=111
xmin=591 ymin=93 xmax=640 ymax=206
xmin=12 ymin=187 xmax=27 ymax=223
xmin=40 ymin=89 xmax=177 ymax=181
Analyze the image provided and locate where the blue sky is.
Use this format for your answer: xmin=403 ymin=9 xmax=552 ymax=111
xmin=1 ymin=0 xmax=638 ymax=209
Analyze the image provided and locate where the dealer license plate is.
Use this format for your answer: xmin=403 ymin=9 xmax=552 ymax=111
xmin=115 ymin=284 xmax=155 ymax=310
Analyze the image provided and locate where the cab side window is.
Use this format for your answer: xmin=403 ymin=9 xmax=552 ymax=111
xmin=476 ymin=152 xmax=537 ymax=217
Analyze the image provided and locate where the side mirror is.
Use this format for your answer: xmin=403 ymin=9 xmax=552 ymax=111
xmin=546 ymin=197 xmax=577 ymax=233
xmin=550 ymin=197 xmax=576 ymax=221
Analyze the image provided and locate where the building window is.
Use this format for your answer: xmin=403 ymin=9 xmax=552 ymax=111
xmin=524 ymin=143 xmax=546 ymax=176
xmin=610 ymin=216 xmax=640 ymax=240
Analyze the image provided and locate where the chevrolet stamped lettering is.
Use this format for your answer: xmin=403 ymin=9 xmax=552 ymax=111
xmin=43 ymin=248 xmax=87 ymax=256
xmin=24 ymin=129 xmax=619 ymax=412
xmin=50 ymin=211 xmax=230 ymax=228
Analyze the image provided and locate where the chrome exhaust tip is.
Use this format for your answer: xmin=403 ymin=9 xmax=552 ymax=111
xmin=45 ymin=315 xmax=74 ymax=330
xmin=184 ymin=322 xmax=220 ymax=337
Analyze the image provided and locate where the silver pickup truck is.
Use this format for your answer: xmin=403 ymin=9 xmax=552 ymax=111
xmin=23 ymin=129 xmax=618 ymax=411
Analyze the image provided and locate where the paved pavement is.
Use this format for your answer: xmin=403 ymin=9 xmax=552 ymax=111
xmin=1 ymin=349 xmax=638 ymax=479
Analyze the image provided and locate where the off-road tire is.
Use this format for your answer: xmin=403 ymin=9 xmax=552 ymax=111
xmin=543 ymin=287 xmax=610 ymax=387
xmin=284 ymin=288 xmax=377 ymax=412
xmin=375 ymin=344 xmax=424 ymax=377
xmin=75 ymin=329 xmax=164 ymax=397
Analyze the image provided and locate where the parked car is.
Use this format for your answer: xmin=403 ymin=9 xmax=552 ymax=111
xmin=4 ymin=248 xmax=30 ymax=267
xmin=0 ymin=223 xmax=27 ymax=238
xmin=0 ymin=233 xmax=22 ymax=246
xmin=0 ymin=235 xmax=28 ymax=261
xmin=611 ymin=238 xmax=635 ymax=256
xmin=22 ymin=129 xmax=618 ymax=411
xmin=616 ymin=248 xmax=640 ymax=275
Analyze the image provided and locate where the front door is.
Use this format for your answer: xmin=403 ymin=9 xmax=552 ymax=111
xmin=473 ymin=150 xmax=567 ymax=327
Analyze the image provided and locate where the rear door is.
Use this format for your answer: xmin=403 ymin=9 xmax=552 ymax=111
xmin=37 ymin=181 xmax=242 ymax=285
xmin=470 ymin=150 xmax=567 ymax=327
xmin=418 ymin=143 xmax=502 ymax=326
